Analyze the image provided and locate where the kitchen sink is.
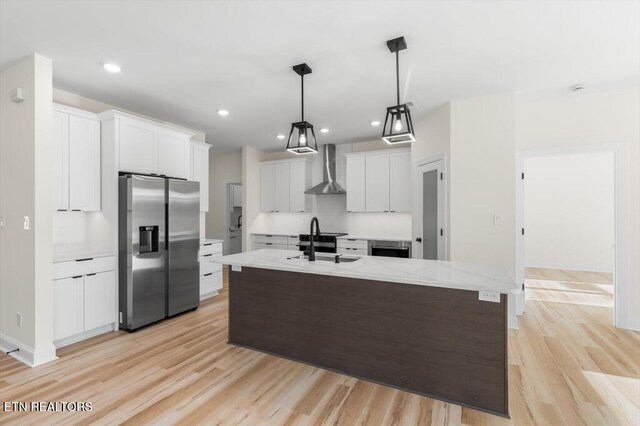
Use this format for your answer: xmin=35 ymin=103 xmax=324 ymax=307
xmin=287 ymin=254 xmax=361 ymax=263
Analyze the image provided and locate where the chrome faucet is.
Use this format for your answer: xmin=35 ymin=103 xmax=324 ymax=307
xmin=308 ymin=217 xmax=321 ymax=261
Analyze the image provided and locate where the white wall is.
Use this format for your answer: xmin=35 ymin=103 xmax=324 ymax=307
xmin=517 ymin=86 xmax=640 ymax=330
xmin=0 ymin=54 xmax=56 ymax=366
xmin=242 ymin=146 xmax=267 ymax=250
xmin=524 ymin=153 xmax=614 ymax=272
xmin=411 ymin=103 xmax=451 ymax=258
xmin=206 ymin=152 xmax=242 ymax=240
xmin=450 ymin=93 xmax=516 ymax=276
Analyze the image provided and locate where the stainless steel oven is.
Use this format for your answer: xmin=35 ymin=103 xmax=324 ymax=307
xmin=369 ymin=240 xmax=412 ymax=258
xmin=298 ymin=232 xmax=347 ymax=254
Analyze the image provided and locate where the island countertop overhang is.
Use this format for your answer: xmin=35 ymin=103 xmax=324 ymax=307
xmin=213 ymin=249 xmax=518 ymax=294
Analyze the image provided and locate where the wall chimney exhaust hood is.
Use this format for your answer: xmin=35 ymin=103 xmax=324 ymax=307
xmin=304 ymin=144 xmax=346 ymax=195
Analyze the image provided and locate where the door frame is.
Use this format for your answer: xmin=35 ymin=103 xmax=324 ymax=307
xmin=413 ymin=153 xmax=447 ymax=260
xmin=516 ymin=143 xmax=628 ymax=328
xmin=223 ymin=180 xmax=242 ymax=255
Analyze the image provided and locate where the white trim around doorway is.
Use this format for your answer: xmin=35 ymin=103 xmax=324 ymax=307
xmin=515 ymin=143 xmax=629 ymax=329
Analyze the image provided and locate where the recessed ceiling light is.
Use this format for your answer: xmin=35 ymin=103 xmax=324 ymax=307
xmin=102 ymin=62 xmax=122 ymax=73
xmin=320 ymin=128 xmax=330 ymax=134
xmin=276 ymin=134 xmax=285 ymax=139
xmin=217 ymin=110 xmax=229 ymax=116
xmin=370 ymin=120 xmax=381 ymax=126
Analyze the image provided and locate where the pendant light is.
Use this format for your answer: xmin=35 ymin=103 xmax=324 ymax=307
xmin=381 ymin=36 xmax=415 ymax=144
xmin=286 ymin=63 xmax=318 ymax=154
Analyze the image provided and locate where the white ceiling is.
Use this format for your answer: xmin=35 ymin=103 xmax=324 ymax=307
xmin=1 ymin=1 xmax=639 ymax=155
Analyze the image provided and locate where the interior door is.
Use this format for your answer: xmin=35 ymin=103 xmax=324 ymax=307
xmin=415 ymin=159 xmax=445 ymax=260
xmin=167 ymin=179 xmax=200 ymax=316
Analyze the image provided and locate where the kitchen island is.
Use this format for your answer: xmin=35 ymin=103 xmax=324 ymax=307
xmin=213 ymin=249 xmax=517 ymax=417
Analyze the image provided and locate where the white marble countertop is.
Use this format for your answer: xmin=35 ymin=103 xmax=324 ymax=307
xmin=213 ymin=249 xmax=517 ymax=294
xmin=202 ymin=238 xmax=224 ymax=245
xmin=338 ymin=235 xmax=412 ymax=242
xmin=53 ymin=244 xmax=115 ymax=263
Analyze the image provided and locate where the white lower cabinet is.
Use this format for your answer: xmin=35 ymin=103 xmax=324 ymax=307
xmin=53 ymin=258 xmax=116 ymax=346
xmin=53 ymin=277 xmax=84 ymax=341
xmin=337 ymin=238 xmax=368 ymax=256
xmin=252 ymin=234 xmax=299 ymax=251
xmin=84 ymin=271 xmax=116 ymax=331
xmin=200 ymin=241 xmax=223 ymax=299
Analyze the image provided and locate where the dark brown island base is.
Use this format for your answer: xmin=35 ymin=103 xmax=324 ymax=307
xmin=228 ymin=266 xmax=509 ymax=418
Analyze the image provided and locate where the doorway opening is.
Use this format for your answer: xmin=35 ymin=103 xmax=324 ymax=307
xmin=225 ymin=182 xmax=242 ymax=255
xmin=414 ymin=157 xmax=446 ymax=260
xmin=516 ymin=146 xmax=626 ymax=327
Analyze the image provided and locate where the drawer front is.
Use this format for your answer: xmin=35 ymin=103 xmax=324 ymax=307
xmin=200 ymin=242 xmax=222 ymax=256
xmin=200 ymin=252 xmax=223 ymax=275
xmin=252 ymin=234 xmax=288 ymax=245
xmin=253 ymin=242 xmax=288 ymax=250
xmin=337 ymin=239 xmax=368 ymax=250
xmin=338 ymin=247 xmax=368 ymax=256
xmin=287 ymin=236 xmax=300 ymax=246
xmin=201 ymin=271 xmax=222 ymax=295
xmin=53 ymin=255 xmax=116 ymax=280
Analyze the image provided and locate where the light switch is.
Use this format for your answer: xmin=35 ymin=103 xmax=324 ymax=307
xmin=493 ymin=214 xmax=504 ymax=226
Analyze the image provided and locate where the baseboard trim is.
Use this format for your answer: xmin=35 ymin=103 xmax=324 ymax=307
xmin=524 ymin=262 xmax=613 ymax=274
xmin=54 ymin=323 xmax=116 ymax=349
xmin=0 ymin=334 xmax=58 ymax=368
xmin=200 ymin=291 xmax=220 ymax=301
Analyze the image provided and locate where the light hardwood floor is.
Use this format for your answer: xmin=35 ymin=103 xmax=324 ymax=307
xmin=0 ymin=267 xmax=638 ymax=425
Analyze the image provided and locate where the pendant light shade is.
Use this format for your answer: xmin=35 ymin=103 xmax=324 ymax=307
xmin=286 ymin=63 xmax=318 ymax=154
xmin=381 ymin=37 xmax=416 ymax=144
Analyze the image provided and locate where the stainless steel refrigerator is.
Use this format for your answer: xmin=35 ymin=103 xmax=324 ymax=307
xmin=118 ymin=174 xmax=200 ymax=331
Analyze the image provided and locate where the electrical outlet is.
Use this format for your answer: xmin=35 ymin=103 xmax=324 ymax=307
xmin=16 ymin=312 xmax=22 ymax=327
xmin=479 ymin=291 xmax=500 ymax=303
xmin=0 ymin=216 xmax=5 ymax=229
xmin=23 ymin=216 xmax=31 ymax=230
xmin=56 ymin=226 xmax=64 ymax=235
xmin=493 ymin=214 xmax=504 ymax=226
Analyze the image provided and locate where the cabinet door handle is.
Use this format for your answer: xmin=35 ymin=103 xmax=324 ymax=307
xmin=203 ymin=243 xmax=212 ymax=246
xmin=72 ymin=275 xmax=83 ymax=279
xmin=75 ymin=258 xmax=94 ymax=262
xmin=57 ymin=209 xmax=67 ymax=212
xmin=203 ymin=273 xmax=213 ymax=277
xmin=266 ymin=243 xmax=272 ymax=245
xmin=203 ymin=254 xmax=212 ymax=257
xmin=86 ymin=273 xmax=96 ymax=276
xmin=71 ymin=209 xmax=81 ymax=212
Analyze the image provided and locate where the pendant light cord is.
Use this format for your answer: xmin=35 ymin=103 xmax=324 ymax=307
xmin=396 ymin=50 xmax=400 ymax=106
xmin=301 ymin=73 xmax=304 ymax=121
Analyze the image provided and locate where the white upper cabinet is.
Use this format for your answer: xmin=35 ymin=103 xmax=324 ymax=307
xmin=69 ymin=115 xmax=101 ymax=211
xmin=346 ymin=148 xmax=410 ymax=213
xmin=260 ymin=163 xmax=276 ymax=213
xmin=53 ymin=110 xmax=69 ymax=211
xmin=365 ymin=153 xmax=390 ymax=212
xmin=100 ymin=110 xmax=195 ymax=179
xmin=233 ymin=184 xmax=243 ymax=208
xmin=274 ymin=163 xmax=290 ymax=212
xmin=289 ymin=161 xmax=307 ymax=212
xmin=189 ymin=141 xmax=211 ymax=212
xmin=119 ymin=118 xmax=157 ymax=174
xmin=52 ymin=104 xmax=101 ymax=212
xmin=158 ymin=129 xmax=190 ymax=179
xmin=389 ymin=151 xmax=412 ymax=212
xmin=346 ymin=155 xmax=366 ymax=212
xmin=260 ymin=159 xmax=309 ymax=213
